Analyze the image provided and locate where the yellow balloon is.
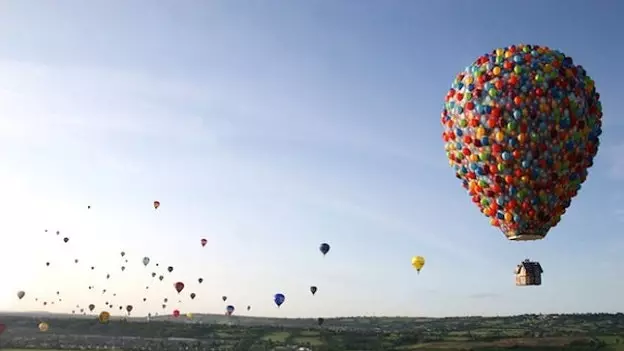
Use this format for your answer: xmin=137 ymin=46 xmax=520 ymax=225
xmin=411 ymin=256 xmax=425 ymax=273
xmin=38 ymin=322 xmax=49 ymax=332
xmin=99 ymin=311 xmax=110 ymax=323
xmin=186 ymin=312 xmax=193 ymax=319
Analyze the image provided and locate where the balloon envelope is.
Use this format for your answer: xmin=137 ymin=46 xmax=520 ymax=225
xmin=319 ymin=243 xmax=330 ymax=255
xmin=441 ymin=44 xmax=602 ymax=240
xmin=411 ymin=256 xmax=425 ymax=272
xmin=274 ymin=293 xmax=285 ymax=307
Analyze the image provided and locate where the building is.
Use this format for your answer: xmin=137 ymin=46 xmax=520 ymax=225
xmin=514 ymin=259 xmax=543 ymax=286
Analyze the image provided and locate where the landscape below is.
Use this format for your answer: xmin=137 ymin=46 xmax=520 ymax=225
xmin=0 ymin=312 xmax=623 ymax=350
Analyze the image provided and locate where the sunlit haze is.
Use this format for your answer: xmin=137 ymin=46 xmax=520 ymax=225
xmin=1 ymin=1 xmax=623 ymax=319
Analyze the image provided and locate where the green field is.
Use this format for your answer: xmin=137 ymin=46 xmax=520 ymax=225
xmin=1 ymin=312 xmax=624 ymax=350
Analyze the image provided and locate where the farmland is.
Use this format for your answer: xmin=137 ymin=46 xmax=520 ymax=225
xmin=1 ymin=312 xmax=623 ymax=350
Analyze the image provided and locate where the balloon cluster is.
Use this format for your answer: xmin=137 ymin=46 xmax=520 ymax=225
xmin=441 ymin=44 xmax=602 ymax=240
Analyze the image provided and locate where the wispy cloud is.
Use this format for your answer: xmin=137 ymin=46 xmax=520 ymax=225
xmin=468 ymin=293 xmax=501 ymax=299
xmin=0 ymin=59 xmax=435 ymax=167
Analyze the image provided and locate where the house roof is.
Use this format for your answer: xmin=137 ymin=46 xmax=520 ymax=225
xmin=515 ymin=259 xmax=543 ymax=274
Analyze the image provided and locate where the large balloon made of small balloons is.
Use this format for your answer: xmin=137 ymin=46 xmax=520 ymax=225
xmin=441 ymin=44 xmax=602 ymax=241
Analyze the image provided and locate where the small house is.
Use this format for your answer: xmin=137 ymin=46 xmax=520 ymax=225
xmin=514 ymin=259 xmax=543 ymax=286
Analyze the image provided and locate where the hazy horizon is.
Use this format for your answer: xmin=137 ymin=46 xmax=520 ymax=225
xmin=1 ymin=0 xmax=623 ymax=319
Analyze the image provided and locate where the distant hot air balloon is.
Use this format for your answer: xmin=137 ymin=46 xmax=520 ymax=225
xmin=87 ymin=205 xmax=91 ymax=209
xmin=247 ymin=305 xmax=251 ymax=311
xmin=126 ymin=305 xmax=133 ymax=314
xmin=45 ymin=262 xmax=50 ymax=266
xmin=167 ymin=266 xmax=174 ymax=273
xmin=201 ymin=238 xmax=207 ymax=247
xmin=226 ymin=305 xmax=235 ymax=316
xmin=142 ymin=257 xmax=150 ymax=266
xmin=63 ymin=237 xmax=69 ymax=243
xmin=317 ymin=317 xmax=325 ymax=326
xmin=319 ymin=243 xmax=330 ymax=256
xmin=411 ymin=256 xmax=425 ymax=274
xmin=88 ymin=304 xmax=95 ymax=312
xmin=222 ymin=296 xmax=227 ymax=302
xmin=164 ymin=298 xmax=168 ymax=303
xmin=38 ymin=322 xmax=49 ymax=332
xmin=153 ymin=201 xmax=160 ymax=210
xmin=310 ymin=286 xmax=317 ymax=295
xmin=186 ymin=312 xmax=193 ymax=319
xmin=121 ymin=266 xmax=126 ymax=271
xmin=152 ymin=272 xmax=156 ymax=278
xmin=198 ymin=277 xmax=203 ymax=284
xmin=74 ymin=259 xmax=79 ymax=263
xmin=172 ymin=309 xmax=180 ymax=318
xmin=159 ymin=275 xmax=164 ymax=281
xmin=174 ymin=282 xmax=184 ymax=293
xmin=190 ymin=293 xmax=196 ymax=300
xmin=98 ymin=311 xmax=110 ymax=324
xmin=120 ymin=251 xmax=125 ymax=257
xmin=274 ymin=293 xmax=285 ymax=307
xmin=17 ymin=290 xmax=25 ymax=299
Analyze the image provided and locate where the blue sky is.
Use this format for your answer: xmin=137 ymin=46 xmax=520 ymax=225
xmin=0 ymin=0 xmax=623 ymax=318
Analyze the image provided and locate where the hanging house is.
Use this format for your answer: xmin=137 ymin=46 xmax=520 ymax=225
xmin=515 ymin=259 xmax=543 ymax=286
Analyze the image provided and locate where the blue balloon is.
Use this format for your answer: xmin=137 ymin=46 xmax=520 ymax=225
xmin=226 ymin=305 xmax=235 ymax=313
xmin=274 ymin=293 xmax=285 ymax=307
xmin=319 ymin=243 xmax=330 ymax=255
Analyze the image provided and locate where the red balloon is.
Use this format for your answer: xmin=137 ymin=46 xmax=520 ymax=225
xmin=200 ymin=238 xmax=207 ymax=247
xmin=172 ymin=309 xmax=180 ymax=317
xmin=0 ymin=323 xmax=5 ymax=334
xmin=174 ymin=282 xmax=185 ymax=293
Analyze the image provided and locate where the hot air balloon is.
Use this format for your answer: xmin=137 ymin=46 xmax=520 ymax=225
xmin=88 ymin=304 xmax=95 ymax=312
xmin=153 ymin=201 xmax=160 ymax=210
xmin=121 ymin=266 xmax=126 ymax=271
xmin=120 ymin=251 xmax=125 ymax=257
xmin=247 ymin=305 xmax=251 ymax=311
xmin=222 ymin=296 xmax=227 ymax=302
xmin=63 ymin=237 xmax=69 ymax=243
xmin=159 ymin=275 xmax=164 ymax=281
xmin=172 ymin=309 xmax=180 ymax=317
xmin=310 ymin=286 xmax=317 ymax=295
xmin=274 ymin=293 xmax=285 ymax=307
xmin=87 ymin=205 xmax=91 ymax=209
xmin=411 ymin=256 xmax=425 ymax=274
xmin=142 ymin=257 xmax=150 ymax=266
xmin=45 ymin=262 xmax=50 ymax=266
xmin=38 ymin=322 xmax=49 ymax=332
xmin=98 ymin=311 xmax=110 ymax=323
xmin=200 ymin=238 xmax=207 ymax=247
xmin=186 ymin=312 xmax=193 ymax=319
xmin=167 ymin=266 xmax=174 ymax=273
xmin=162 ymin=304 xmax=166 ymax=309
xmin=126 ymin=305 xmax=133 ymax=314
xmin=74 ymin=259 xmax=79 ymax=263
xmin=226 ymin=305 xmax=235 ymax=316
xmin=17 ymin=290 xmax=25 ymax=299
xmin=56 ymin=231 xmax=60 ymax=235
xmin=317 ymin=317 xmax=325 ymax=326
xmin=164 ymin=298 xmax=168 ymax=303
xmin=190 ymin=293 xmax=196 ymax=300
xmin=174 ymin=282 xmax=184 ymax=293
xmin=319 ymin=243 xmax=330 ymax=256
xmin=441 ymin=44 xmax=602 ymax=278
xmin=152 ymin=272 xmax=156 ymax=278
xmin=198 ymin=277 xmax=203 ymax=283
